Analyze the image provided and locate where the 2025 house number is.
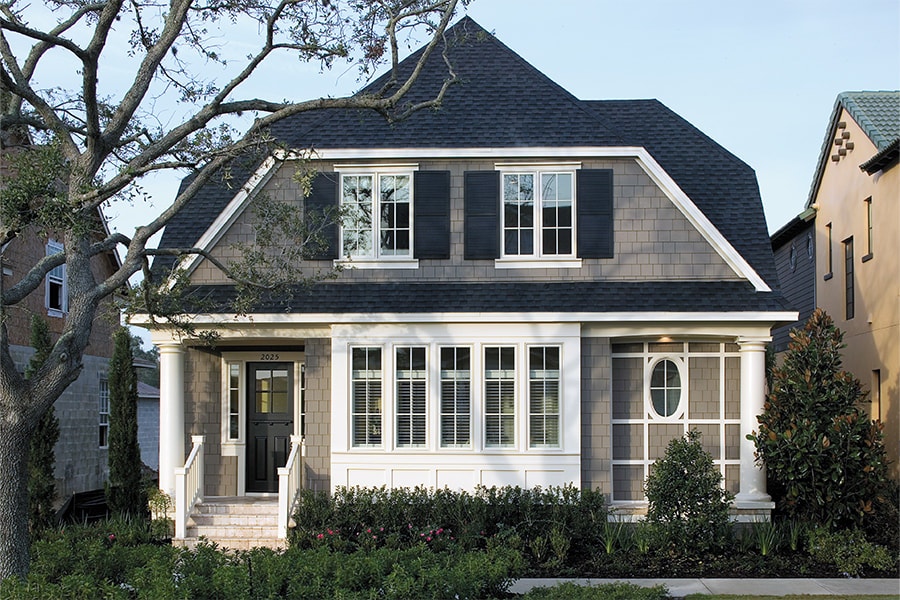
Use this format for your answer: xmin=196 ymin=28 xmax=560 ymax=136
xmin=259 ymin=353 xmax=280 ymax=361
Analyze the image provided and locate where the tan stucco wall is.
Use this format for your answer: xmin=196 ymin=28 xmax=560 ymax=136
xmin=813 ymin=108 xmax=899 ymax=477
xmin=189 ymin=157 xmax=738 ymax=285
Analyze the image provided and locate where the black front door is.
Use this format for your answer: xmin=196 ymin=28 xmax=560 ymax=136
xmin=246 ymin=362 xmax=293 ymax=493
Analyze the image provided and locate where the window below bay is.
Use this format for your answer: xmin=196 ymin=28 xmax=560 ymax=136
xmin=351 ymin=347 xmax=383 ymax=447
xmin=484 ymin=346 xmax=516 ymax=448
xmin=396 ymin=346 xmax=427 ymax=448
xmin=440 ymin=347 xmax=471 ymax=448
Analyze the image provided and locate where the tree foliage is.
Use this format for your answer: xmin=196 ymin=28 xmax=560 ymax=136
xmin=0 ymin=0 xmax=467 ymax=578
xmin=25 ymin=316 xmax=58 ymax=535
xmin=644 ymin=430 xmax=733 ymax=555
xmin=106 ymin=328 xmax=143 ymax=518
xmin=750 ymin=309 xmax=889 ymax=528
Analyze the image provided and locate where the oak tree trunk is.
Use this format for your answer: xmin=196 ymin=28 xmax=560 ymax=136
xmin=0 ymin=417 xmax=32 ymax=580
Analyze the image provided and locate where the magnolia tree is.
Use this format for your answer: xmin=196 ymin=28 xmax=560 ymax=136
xmin=0 ymin=0 xmax=466 ymax=578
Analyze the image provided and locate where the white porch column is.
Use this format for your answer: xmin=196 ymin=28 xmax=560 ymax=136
xmin=158 ymin=341 xmax=186 ymax=496
xmin=735 ymin=336 xmax=773 ymax=507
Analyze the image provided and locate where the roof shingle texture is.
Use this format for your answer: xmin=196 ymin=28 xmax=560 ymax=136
xmin=154 ymin=16 xmax=781 ymax=309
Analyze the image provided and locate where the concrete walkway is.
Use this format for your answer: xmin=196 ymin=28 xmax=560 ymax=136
xmin=511 ymin=578 xmax=900 ymax=597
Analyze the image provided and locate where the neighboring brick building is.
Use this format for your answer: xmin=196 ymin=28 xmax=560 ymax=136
xmin=1 ymin=144 xmax=120 ymax=502
xmin=137 ymin=18 xmax=794 ymax=544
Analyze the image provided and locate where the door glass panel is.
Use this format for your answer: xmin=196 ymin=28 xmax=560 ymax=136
xmin=255 ymin=368 xmax=290 ymax=414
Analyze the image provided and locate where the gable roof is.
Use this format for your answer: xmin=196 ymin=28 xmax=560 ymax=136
xmin=155 ymin=16 xmax=778 ymax=294
xmin=806 ymin=90 xmax=900 ymax=205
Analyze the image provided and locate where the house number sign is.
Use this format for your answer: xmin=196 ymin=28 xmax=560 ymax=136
xmin=259 ymin=353 xmax=280 ymax=361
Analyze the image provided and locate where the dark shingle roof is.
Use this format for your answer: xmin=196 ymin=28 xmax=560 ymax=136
xmin=154 ymin=17 xmax=781 ymax=307
xmin=183 ymin=280 xmax=791 ymax=315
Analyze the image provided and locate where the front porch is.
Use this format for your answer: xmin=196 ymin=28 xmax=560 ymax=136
xmin=172 ymin=435 xmax=305 ymax=549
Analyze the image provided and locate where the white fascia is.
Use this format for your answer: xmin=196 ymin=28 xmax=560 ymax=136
xmin=151 ymin=310 xmax=798 ymax=327
xmin=174 ymin=155 xmax=279 ymax=279
xmin=177 ymin=147 xmax=771 ymax=290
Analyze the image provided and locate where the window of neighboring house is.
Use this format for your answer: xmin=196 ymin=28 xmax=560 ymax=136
xmin=863 ymin=197 xmax=873 ymax=261
xmin=99 ymin=378 xmax=109 ymax=448
xmin=351 ymin=347 xmax=383 ymax=447
xmin=844 ymin=237 xmax=854 ymax=320
xmin=528 ymin=346 xmax=560 ymax=448
xmin=396 ymin=346 xmax=427 ymax=448
xmin=45 ymin=240 xmax=67 ymax=315
xmin=789 ymin=242 xmax=797 ymax=271
xmin=440 ymin=347 xmax=471 ymax=448
xmin=649 ymin=358 xmax=682 ymax=418
xmin=502 ymin=171 xmax=574 ymax=258
xmin=340 ymin=172 xmax=412 ymax=259
xmin=807 ymin=232 xmax=814 ymax=261
xmin=824 ymin=223 xmax=833 ymax=280
xmin=872 ymin=370 xmax=882 ymax=422
xmin=484 ymin=346 xmax=516 ymax=448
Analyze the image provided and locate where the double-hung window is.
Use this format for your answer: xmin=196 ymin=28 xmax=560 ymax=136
xmin=502 ymin=170 xmax=574 ymax=258
xmin=396 ymin=346 xmax=427 ymax=448
xmin=529 ymin=346 xmax=560 ymax=448
xmin=484 ymin=346 xmax=516 ymax=448
xmin=440 ymin=347 xmax=471 ymax=448
xmin=351 ymin=347 xmax=383 ymax=447
xmin=45 ymin=240 xmax=67 ymax=315
xmin=341 ymin=171 xmax=412 ymax=259
xmin=99 ymin=378 xmax=109 ymax=448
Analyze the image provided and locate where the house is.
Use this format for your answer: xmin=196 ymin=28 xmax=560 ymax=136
xmin=138 ymin=17 xmax=795 ymax=547
xmin=770 ymin=211 xmax=816 ymax=353
xmin=137 ymin=381 xmax=160 ymax=471
xmin=0 ymin=147 xmax=120 ymax=502
xmin=802 ymin=91 xmax=899 ymax=477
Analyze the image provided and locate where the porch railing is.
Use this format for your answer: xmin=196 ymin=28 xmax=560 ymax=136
xmin=277 ymin=435 xmax=305 ymax=540
xmin=175 ymin=435 xmax=205 ymax=539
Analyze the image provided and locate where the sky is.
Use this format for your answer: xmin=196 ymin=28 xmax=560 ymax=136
xmin=17 ymin=0 xmax=900 ymax=238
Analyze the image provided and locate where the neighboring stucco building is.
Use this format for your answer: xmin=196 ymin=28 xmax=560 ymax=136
xmin=138 ymin=18 xmax=795 ymax=545
xmin=804 ymin=91 xmax=899 ymax=477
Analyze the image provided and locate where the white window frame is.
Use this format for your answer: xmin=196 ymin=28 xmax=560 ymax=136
xmin=99 ymin=377 xmax=109 ymax=448
xmin=336 ymin=165 xmax=418 ymax=267
xmin=351 ymin=346 xmax=384 ymax=448
xmin=483 ymin=345 xmax=517 ymax=449
xmin=646 ymin=357 xmax=685 ymax=420
xmin=496 ymin=165 xmax=578 ymax=267
xmin=395 ymin=346 xmax=428 ymax=448
xmin=439 ymin=346 xmax=473 ymax=449
xmin=528 ymin=345 xmax=561 ymax=448
xmin=45 ymin=240 xmax=67 ymax=316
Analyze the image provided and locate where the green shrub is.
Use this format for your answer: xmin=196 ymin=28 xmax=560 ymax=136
xmin=806 ymin=527 xmax=895 ymax=576
xmin=750 ymin=309 xmax=890 ymax=528
xmin=644 ymin=430 xmax=733 ymax=555
xmin=291 ymin=484 xmax=608 ymax=569
xmin=522 ymin=581 xmax=668 ymax=600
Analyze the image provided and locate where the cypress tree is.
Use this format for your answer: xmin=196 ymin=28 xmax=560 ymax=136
xmin=26 ymin=316 xmax=59 ymax=533
xmin=106 ymin=327 xmax=144 ymax=517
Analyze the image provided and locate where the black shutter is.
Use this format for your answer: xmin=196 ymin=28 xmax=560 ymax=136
xmin=414 ymin=171 xmax=451 ymax=259
xmin=577 ymin=169 xmax=614 ymax=259
xmin=305 ymin=172 xmax=339 ymax=259
xmin=464 ymin=171 xmax=500 ymax=259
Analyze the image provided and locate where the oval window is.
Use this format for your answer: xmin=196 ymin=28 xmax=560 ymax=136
xmin=650 ymin=359 xmax=681 ymax=417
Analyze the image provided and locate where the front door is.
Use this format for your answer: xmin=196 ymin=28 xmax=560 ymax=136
xmin=246 ymin=362 xmax=293 ymax=493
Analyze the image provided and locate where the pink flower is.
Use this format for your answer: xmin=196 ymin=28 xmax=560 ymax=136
xmin=327 ymin=529 xmax=334 ymax=535
xmin=317 ymin=533 xmax=324 ymax=539
xmin=108 ymin=534 xmax=115 ymax=541
xmin=366 ymin=528 xmax=372 ymax=533
xmin=426 ymin=536 xmax=432 ymax=542
xmin=436 ymin=528 xmax=444 ymax=535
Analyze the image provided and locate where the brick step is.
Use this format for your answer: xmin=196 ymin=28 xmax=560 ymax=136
xmin=186 ymin=525 xmax=282 ymax=539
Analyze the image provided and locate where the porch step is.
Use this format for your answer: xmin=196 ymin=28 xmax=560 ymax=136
xmin=179 ymin=497 xmax=289 ymax=551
